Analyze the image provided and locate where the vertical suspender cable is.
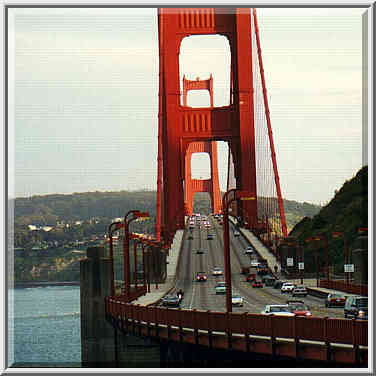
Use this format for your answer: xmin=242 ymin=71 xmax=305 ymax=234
xmin=253 ymin=9 xmax=288 ymax=238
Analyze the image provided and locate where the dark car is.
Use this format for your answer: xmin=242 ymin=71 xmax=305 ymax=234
xmin=162 ymin=295 xmax=180 ymax=307
xmin=196 ymin=272 xmax=208 ymax=282
xmin=262 ymin=275 xmax=276 ymax=286
xmin=344 ymin=296 xmax=368 ymax=320
xmin=194 ymin=249 xmax=206 ymax=254
xmin=325 ymin=293 xmax=346 ymax=307
xmin=273 ymin=280 xmax=286 ymax=289
xmin=252 ymin=280 xmax=263 ymax=288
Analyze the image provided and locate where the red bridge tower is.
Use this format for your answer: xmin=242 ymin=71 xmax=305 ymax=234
xmin=156 ymin=8 xmax=286 ymax=241
xmin=183 ymin=75 xmax=222 ymax=216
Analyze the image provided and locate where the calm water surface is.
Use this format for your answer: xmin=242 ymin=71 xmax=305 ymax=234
xmin=10 ymin=285 xmax=81 ymax=367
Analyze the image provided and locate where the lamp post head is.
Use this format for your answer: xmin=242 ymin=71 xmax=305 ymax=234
xmin=236 ymin=191 xmax=255 ymax=200
xmin=134 ymin=211 xmax=150 ymax=220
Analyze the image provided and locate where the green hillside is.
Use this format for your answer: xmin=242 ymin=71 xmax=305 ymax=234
xmin=14 ymin=191 xmax=320 ymax=231
xmin=287 ymin=166 xmax=368 ymax=273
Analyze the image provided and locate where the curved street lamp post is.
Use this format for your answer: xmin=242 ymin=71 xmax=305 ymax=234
xmin=123 ymin=210 xmax=150 ymax=300
xmin=108 ymin=221 xmax=124 ymax=296
xmin=305 ymin=234 xmax=329 ymax=287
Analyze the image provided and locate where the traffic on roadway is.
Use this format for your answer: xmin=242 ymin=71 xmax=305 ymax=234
xmin=158 ymin=213 xmax=366 ymax=320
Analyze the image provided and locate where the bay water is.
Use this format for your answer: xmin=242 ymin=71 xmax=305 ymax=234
xmin=9 ymin=285 xmax=81 ymax=367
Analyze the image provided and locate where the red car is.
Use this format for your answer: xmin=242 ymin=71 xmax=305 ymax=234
xmin=287 ymin=300 xmax=312 ymax=317
xmin=246 ymin=273 xmax=256 ymax=283
xmin=252 ymin=280 xmax=263 ymax=288
xmin=325 ymin=293 xmax=346 ymax=307
xmin=196 ymin=272 xmax=207 ymax=282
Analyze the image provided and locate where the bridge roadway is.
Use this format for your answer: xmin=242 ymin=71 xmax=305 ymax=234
xmin=165 ymin=214 xmax=344 ymax=318
xmin=133 ymin=214 xmax=353 ymax=318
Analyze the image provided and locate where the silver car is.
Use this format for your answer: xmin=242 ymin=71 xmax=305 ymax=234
xmin=261 ymin=304 xmax=295 ymax=317
xmin=231 ymin=295 xmax=244 ymax=307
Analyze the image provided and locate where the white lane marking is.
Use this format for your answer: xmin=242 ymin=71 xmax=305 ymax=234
xmin=189 ymin=278 xmax=197 ymax=310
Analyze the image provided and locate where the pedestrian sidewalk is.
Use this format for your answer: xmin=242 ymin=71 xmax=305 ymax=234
xmin=230 ymin=216 xmax=282 ymax=274
xmin=131 ymin=230 xmax=184 ymax=306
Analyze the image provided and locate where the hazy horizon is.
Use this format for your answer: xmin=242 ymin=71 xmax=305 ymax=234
xmin=7 ymin=7 xmax=368 ymax=206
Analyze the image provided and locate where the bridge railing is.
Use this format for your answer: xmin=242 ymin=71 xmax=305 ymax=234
xmin=319 ymin=279 xmax=368 ymax=296
xmin=105 ymin=297 xmax=368 ymax=347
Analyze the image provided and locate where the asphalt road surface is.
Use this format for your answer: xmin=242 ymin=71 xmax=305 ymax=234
xmin=172 ymin=214 xmax=345 ymax=319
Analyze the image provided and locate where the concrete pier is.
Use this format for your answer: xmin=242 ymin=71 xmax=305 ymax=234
xmin=80 ymin=246 xmax=160 ymax=367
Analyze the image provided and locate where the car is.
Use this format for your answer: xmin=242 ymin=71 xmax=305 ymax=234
xmin=273 ymin=280 xmax=287 ymax=289
xmin=207 ymin=234 xmax=214 ymax=240
xmin=215 ymin=282 xmax=226 ymax=294
xmin=292 ymin=285 xmax=308 ymax=297
xmin=287 ymin=300 xmax=312 ymax=317
xmin=241 ymin=266 xmax=251 ymax=275
xmin=162 ymin=295 xmax=180 ymax=307
xmin=262 ymin=275 xmax=276 ymax=286
xmin=212 ymin=267 xmax=223 ymax=276
xmin=252 ymin=280 xmax=263 ymax=288
xmin=244 ymin=246 xmax=254 ymax=255
xmin=325 ymin=293 xmax=346 ymax=307
xmin=246 ymin=273 xmax=256 ymax=283
xmin=196 ymin=272 xmax=207 ymax=282
xmin=250 ymin=260 xmax=261 ymax=267
xmin=256 ymin=266 xmax=269 ymax=276
xmin=344 ymin=296 xmax=368 ymax=320
xmin=281 ymin=282 xmax=295 ymax=293
xmin=231 ymin=295 xmax=244 ymax=306
xmin=195 ymin=249 xmax=206 ymax=254
xmin=233 ymin=230 xmax=240 ymax=237
xmin=261 ymin=304 xmax=295 ymax=317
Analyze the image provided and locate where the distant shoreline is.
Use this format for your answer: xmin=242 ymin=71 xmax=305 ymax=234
xmin=14 ymin=281 xmax=80 ymax=288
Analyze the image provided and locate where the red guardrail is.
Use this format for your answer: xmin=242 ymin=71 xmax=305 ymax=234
xmin=105 ymin=297 xmax=368 ymax=347
xmin=319 ymin=279 xmax=368 ymax=296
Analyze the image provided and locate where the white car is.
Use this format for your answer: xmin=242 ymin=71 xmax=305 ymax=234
xmin=212 ymin=267 xmax=223 ymax=276
xmin=250 ymin=260 xmax=261 ymax=267
xmin=261 ymin=305 xmax=295 ymax=317
xmin=231 ymin=295 xmax=244 ymax=307
xmin=244 ymin=246 xmax=254 ymax=255
xmin=234 ymin=230 xmax=240 ymax=237
xmin=281 ymin=282 xmax=295 ymax=293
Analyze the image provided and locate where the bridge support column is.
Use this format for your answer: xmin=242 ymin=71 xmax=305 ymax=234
xmin=80 ymin=246 xmax=117 ymax=367
xmin=80 ymin=245 xmax=161 ymax=368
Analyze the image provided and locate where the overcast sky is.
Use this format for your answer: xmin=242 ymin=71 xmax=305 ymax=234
xmin=7 ymin=6 xmax=368 ymax=205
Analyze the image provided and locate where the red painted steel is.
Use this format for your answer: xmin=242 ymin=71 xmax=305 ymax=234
xmin=183 ymin=76 xmax=222 ymax=215
xmin=157 ymin=7 xmax=259 ymax=239
xmin=182 ymin=75 xmax=214 ymax=107
xmin=182 ymin=74 xmax=220 ymax=216
xmin=184 ymin=142 xmax=222 ymax=215
xmin=105 ymin=297 xmax=368 ymax=348
xmin=319 ymin=279 xmax=368 ymax=296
